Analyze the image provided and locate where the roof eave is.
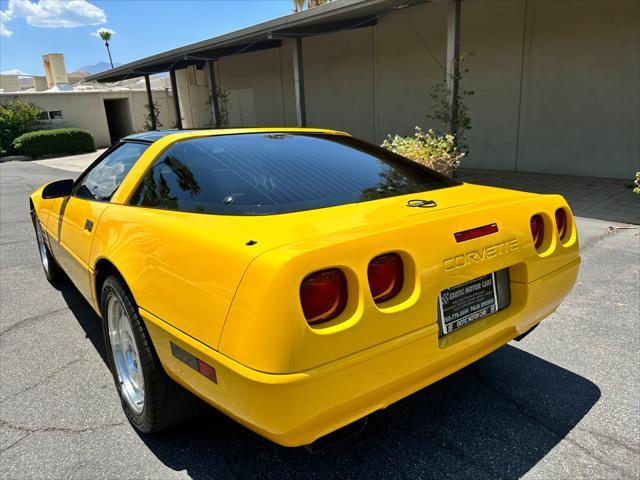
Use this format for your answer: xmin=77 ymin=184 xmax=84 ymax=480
xmin=85 ymin=0 xmax=394 ymax=83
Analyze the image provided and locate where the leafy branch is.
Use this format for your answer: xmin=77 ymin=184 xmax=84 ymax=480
xmin=208 ymin=87 xmax=229 ymax=127
xmin=144 ymin=101 xmax=162 ymax=131
xmin=427 ymin=53 xmax=474 ymax=153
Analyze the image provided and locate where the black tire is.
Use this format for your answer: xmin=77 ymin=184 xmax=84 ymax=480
xmin=31 ymin=212 xmax=65 ymax=286
xmin=101 ymin=274 xmax=197 ymax=433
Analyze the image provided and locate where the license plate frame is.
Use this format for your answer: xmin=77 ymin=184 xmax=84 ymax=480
xmin=438 ymin=272 xmax=501 ymax=336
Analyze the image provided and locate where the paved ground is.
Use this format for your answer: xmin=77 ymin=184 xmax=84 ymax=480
xmin=32 ymin=149 xmax=109 ymax=172
xmin=1 ymin=160 xmax=639 ymax=480
xmin=0 ymin=149 xmax=107 ymax=173
xmin=459 ymin=168 xmax=639 ymax=225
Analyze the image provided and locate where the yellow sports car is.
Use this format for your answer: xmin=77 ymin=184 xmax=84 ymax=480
xmin=30 ymin=128 xmax=580 ymax=447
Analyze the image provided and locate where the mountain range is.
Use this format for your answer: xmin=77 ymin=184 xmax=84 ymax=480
xmin=71 ymin=61 xmax=123 ymax=76
xmin=1 ymin=61 xmax=122 ymax=78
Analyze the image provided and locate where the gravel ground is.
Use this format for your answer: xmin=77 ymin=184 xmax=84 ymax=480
xmin=1 ymin=160 xmax=638 ymax=480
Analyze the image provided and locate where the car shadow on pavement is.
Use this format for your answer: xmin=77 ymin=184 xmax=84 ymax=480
xmin=58 ymin=281 xmax=600 ymax=480
xmin=139 ymin=346 xmax=600 ymax=480
xmin=58 ymin=281 xmax=109 ymax=364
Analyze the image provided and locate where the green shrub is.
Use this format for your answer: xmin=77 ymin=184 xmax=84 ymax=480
xmin=634 ymin=172 xmax=639 ymax=195
xmin=382 ymin=127 xmax=465 ymax=176
xmin=12 ymin=128 xmax=96 ymax=157
xmin=0 ymin=99 xmax=43 ymax=155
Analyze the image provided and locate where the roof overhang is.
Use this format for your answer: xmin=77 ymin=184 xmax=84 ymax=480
xmin=86 ymin=0 xmax=430 ymax=83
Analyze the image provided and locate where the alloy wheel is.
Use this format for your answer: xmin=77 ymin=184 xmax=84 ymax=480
xmin=107 ymin=294 xmax=145 ymax=413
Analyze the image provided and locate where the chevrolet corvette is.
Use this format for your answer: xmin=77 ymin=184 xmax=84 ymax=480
xmin=29 ymin=128 xmax=580 ymax=446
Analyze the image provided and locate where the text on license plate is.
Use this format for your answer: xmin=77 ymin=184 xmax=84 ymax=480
xmin=439 ymin=273 xmax=499 ymax=335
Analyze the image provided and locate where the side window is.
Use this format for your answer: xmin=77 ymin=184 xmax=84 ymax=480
xmin=75 ymin=142 xmax=149 ymax=201
xmin=129 ymin=144 xmax=208 ymax=212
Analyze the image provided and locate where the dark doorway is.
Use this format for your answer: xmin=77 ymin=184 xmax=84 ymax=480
xmin=103 ymin=98 xmax=134 ymax=145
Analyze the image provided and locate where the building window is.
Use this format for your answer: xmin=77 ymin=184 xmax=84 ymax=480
xmin=49 ymin=110 xmax=63 ymax=120
xmin=38 ymin=111 xmax=50 ymax=120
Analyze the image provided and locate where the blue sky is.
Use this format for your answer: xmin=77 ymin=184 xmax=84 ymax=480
xmin=0 ymin=0 xmax=295 ymax=75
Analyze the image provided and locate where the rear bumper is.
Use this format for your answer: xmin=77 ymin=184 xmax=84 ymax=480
xmin=142 ymin=258 xmax=580 ymax=447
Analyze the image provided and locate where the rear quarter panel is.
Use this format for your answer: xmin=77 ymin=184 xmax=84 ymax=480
xmin=88 ymin=128 xmax=353 ymax=345
xmin=89 ymin=205 xmax=269 ymax=349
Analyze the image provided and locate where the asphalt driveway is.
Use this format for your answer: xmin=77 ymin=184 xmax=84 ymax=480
xmin=1 ymin=160 xmax=638 ymax=480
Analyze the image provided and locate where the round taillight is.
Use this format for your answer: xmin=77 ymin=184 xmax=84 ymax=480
xmin=368 ymin=253 xmax=404 ymax=303
xmin=300 ymin=268 xmax=347 ymax=324
xmin=530 ymin=214 xmax=544 ymax=249
xmin=555 ymin=208 xmax=568 ymax=240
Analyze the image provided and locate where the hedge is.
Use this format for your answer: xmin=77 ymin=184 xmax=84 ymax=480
xmin=12 ymin=128 xmax=96 ymax=157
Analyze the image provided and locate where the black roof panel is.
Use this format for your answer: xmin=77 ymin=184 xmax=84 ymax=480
xmin=122 ymin=130 xmax=185 ymax=142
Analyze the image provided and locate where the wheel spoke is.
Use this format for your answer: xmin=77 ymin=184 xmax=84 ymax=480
xmin=107 ymin=294 xmax=145 ymax=413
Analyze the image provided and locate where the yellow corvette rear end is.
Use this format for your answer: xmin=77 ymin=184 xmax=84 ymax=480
xmin=139 ymin=174 xmax=580 ymax=447
xmin=29 ymin=128 xmax=579 ymax=447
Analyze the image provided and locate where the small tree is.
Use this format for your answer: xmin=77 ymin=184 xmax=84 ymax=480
xmin=427 ymin=54 xmax=474 ymax=153
xmin=99 ymin=29 xmax=114 ymax=69
xmin=144 ymin=101 xmax=162 ymax=131
xmin=208 ymin=87 xmax=230 ymax=127
xmin=0 ymin=99 xmax=42 ymax=155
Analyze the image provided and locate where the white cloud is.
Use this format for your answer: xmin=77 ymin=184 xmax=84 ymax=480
xmin=0 ymin=9 xmax=13 ymax=36
xmin=90 ymin=26 xmax=114 ymax=38
xmin=1 ymin=0 xmax=106 ymax=37
xmin=1 ymin=68 xmax=33 ymax=75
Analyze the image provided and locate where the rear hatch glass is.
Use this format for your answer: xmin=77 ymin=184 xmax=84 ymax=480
xmin=130 ymin=133 xmax=461 ymax=215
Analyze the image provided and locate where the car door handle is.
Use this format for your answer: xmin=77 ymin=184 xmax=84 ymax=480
xmin=84 ymin=219 xmax=94 ymax=233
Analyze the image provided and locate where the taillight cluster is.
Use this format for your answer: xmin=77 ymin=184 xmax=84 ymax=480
xmin=530 ymin=208 xmax=571 ymax=251
xmin=299 ymin=269 xmax=347 ymax=324
xmin=368 ymin=253 xmax=404 ymax=303
xmin=300 ymin=253 xmax=405 ymax=325
xmin=555 ymin=208 xmax=568 ymax=240
xmin=530 ymin=214 xmax=545 ymax=249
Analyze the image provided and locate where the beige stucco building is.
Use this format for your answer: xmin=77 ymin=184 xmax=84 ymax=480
xmin=60 ymin=1 xmax=640 ymax=179
xmin=1 ymin=89 xmax=175 ymax=148
xmin=170 ymin=1 xmax=639 ymax=179
xmin=1 ymin=52 xmax=176 ymax=149
xmin=0 ymin=74 xmax=87 ymax=93
xmin=0 ymin=75 xmax=21 ymax=93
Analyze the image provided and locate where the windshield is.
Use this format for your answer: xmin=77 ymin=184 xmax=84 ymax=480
xmin=75 ymin=142 xmax=149 ymax=201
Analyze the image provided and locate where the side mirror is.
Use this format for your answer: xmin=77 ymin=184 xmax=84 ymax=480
xmin=42 ymin=179 xmax=74 ymax=199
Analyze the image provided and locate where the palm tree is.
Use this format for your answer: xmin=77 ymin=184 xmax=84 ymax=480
xmin=99 ymin=29 xmax=114 ymax=69
xmin=293 ymin=0 xmax=330 ymax=12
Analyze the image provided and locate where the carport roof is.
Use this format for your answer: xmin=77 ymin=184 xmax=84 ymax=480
xmin=86 ymin=0 xmax=429 ymax=83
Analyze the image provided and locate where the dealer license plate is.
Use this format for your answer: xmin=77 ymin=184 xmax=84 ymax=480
xmin=439 ymin=273 xmax=500 ymax=335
